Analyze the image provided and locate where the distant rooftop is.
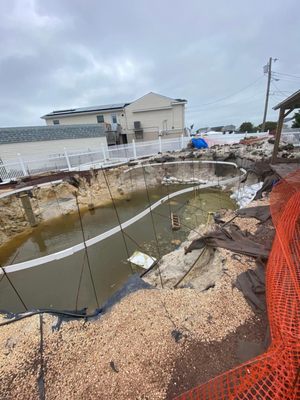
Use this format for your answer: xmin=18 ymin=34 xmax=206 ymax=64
xmin=42 ymin=103 xmax=131 ymax=119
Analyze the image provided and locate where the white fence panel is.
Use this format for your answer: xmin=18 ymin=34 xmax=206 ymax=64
xmin=0 ymin=132 xmax=273 ymax=182
xmin=68 ymin=149 xmax=104 ymax=169
xmin=24 ymin=154 xmax=69 ymax=176
xmin=281 ymin=131 xmax=300 ymax=146
xmin=160 ymin=137 xmax=184 ymax=153
xmin=204 ymin=132 xmax=269 ymax=146
xmin=135 ymin=140 xmax=160 ymax=158
xmin=107 ymin=144 xmax=133 ymax=161
xmin=0 ymin=160 xmax=24 ymax=181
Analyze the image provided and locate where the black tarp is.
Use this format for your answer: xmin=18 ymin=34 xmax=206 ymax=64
xmin=237 ymin=205 xmax=271 ymax=223
xmin=185 ymin=225 xmax=272 ymax=258
xmin=235 ymin=258 xmax=266 ymax=311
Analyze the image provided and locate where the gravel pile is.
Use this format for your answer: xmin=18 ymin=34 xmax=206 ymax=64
xmin=0 ymin=315 xmax=41 ymax=399
xmin=0 ymin=287 xmax=253 ymax=399
xmin=0 ymin=198 xmax=271 ymax=399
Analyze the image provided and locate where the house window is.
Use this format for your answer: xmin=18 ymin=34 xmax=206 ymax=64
xmin=135 ymin=131 xmax=143 ymax=140
xmin=97 ymin=115 xmax=104 ymax=123
xmin=111 ymin=114 xmax=117 ymax=124
xmin=53 ymin=119 xmax=60 ymax=125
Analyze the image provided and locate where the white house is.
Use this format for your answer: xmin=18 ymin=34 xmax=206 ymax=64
xmin=41 ymin=92 xmax=187 ymax=143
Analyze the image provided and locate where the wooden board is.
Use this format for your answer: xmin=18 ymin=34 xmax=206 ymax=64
xmin=271 ymin=163 xmax=300 ymax=179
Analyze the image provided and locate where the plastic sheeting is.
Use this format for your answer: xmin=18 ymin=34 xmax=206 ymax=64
xmin=191 ymin=138 xmax=209 ymax=149
xmin=185 ymin=224 xmax=272 ymax=258
xmin=230 ymin=182 xmax=263 ymax=208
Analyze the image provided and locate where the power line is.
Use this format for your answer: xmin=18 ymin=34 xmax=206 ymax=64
xmin=273 ymin=71 xmax=300 ymax=79
xmin=271 ymin=81 xmax=294 ymax=97
xmin=273 ymin=77 xmax=300 ymax=84
xmin=187 ymin=75 xmax=264 ymax=109
xmin=186 ymin=90 xmax=266 ymax=113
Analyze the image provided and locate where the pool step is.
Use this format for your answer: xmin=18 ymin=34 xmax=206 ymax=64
xmin=171 ymin=213 xmax=181 ymax=230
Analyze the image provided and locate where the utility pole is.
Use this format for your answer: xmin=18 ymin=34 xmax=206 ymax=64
xmin=262 ymin=57 xmax=272 ymax=132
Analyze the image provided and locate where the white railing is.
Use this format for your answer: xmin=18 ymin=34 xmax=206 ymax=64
xmin=203 ymin=131 xmax=269 ymax=146
xmin=0 ymin=132 xmax=271 ymax=182
xmin=281 ymin=130 xmax=300 ymax=146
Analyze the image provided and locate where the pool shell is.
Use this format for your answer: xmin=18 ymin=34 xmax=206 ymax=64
xmin=0 ymin=161 xmax=243 ymax=312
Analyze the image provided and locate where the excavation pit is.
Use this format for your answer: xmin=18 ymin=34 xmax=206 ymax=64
xmin=0 ymin=161 xmax=243 ymax=313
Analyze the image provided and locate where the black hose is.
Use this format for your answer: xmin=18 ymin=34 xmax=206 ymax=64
xmin=0 ymin=308 xmax=102 ymax=327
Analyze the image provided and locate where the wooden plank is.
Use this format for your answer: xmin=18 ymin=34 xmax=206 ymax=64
xmin=272 ymin=108 xmax=285 ymax=164
xmin=271 ymin=163 xmax=300 ymax=178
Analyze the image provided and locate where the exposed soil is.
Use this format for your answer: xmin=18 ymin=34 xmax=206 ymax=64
xmin=166 ymin=312 xmax=268 ymax=399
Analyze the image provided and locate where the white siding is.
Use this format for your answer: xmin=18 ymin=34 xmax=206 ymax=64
xmin=43 ymin=93 xmax=186 ymax=142
xmin=0 ymin=137 xmax=107 ymax=162
xmin=124 ymin=92 xmax=185 ymax=141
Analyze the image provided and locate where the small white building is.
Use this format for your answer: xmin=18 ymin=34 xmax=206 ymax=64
xmin=41 ymin=92 xmax=187 ymax=143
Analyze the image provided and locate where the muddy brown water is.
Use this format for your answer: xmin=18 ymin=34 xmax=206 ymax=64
xmin=0 ymin=186 xmax=235 ymax=313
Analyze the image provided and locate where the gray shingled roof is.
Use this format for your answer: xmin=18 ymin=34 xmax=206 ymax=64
xmin=0 ymin=124 xmax=106 ymax=144
xmin=42 ymin=103 xmax=130 ymax=118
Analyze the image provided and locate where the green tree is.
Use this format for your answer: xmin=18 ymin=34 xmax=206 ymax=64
xmin=292 ymin=111 xmax=300 ymax=128
xmin=239 ymin=122 xmax=254 ymax=132
xmin=256 ymin=121 xmax=277 ymax=133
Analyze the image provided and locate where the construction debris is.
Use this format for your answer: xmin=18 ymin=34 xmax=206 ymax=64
xmin=128 ymin=250 xmax=156 ymax=269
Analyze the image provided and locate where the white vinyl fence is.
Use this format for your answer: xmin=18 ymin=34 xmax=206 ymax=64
xmin=0 ymin=132 xmax=272 ymax=182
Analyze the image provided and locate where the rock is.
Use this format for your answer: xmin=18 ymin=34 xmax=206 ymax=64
xmin=280 ymin=143 xmax=294 ymax=151
xmin=153 ymin=155 xmax=176 ymax=163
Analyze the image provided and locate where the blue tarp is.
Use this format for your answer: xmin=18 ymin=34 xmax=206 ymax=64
xmin=191 ymin=137 xmax=209 ymax=149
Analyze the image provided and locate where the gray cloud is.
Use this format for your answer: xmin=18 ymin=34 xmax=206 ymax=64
xmin=0 ymin=0 xmax=299 ymax=128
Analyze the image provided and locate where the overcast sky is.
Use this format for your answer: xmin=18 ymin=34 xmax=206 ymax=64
xmin=1 ymin=0 xmax=299 ymax=129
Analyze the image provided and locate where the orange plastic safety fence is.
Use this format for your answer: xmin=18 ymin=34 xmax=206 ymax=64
xmin=175 ymin=170 xmax=300 ymax=400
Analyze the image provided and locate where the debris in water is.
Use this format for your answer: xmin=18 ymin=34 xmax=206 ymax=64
xmin=128 ymin=251 xmax=156 ymax=269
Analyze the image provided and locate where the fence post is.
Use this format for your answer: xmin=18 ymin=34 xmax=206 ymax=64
xmin=64 ymin=148 xmax=71 ymax=171
xmin=181 ymin=134 xmax=184 ymax=149
xmin=101 ymin=145 xmax=107 ymax=161
xmin=17 ymin=153 xmax=28 ymax=176
xmin=132 ymin=139 xmax=137 ymax=159
xmin=158 ymin=136 xmax=162 ymax=153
